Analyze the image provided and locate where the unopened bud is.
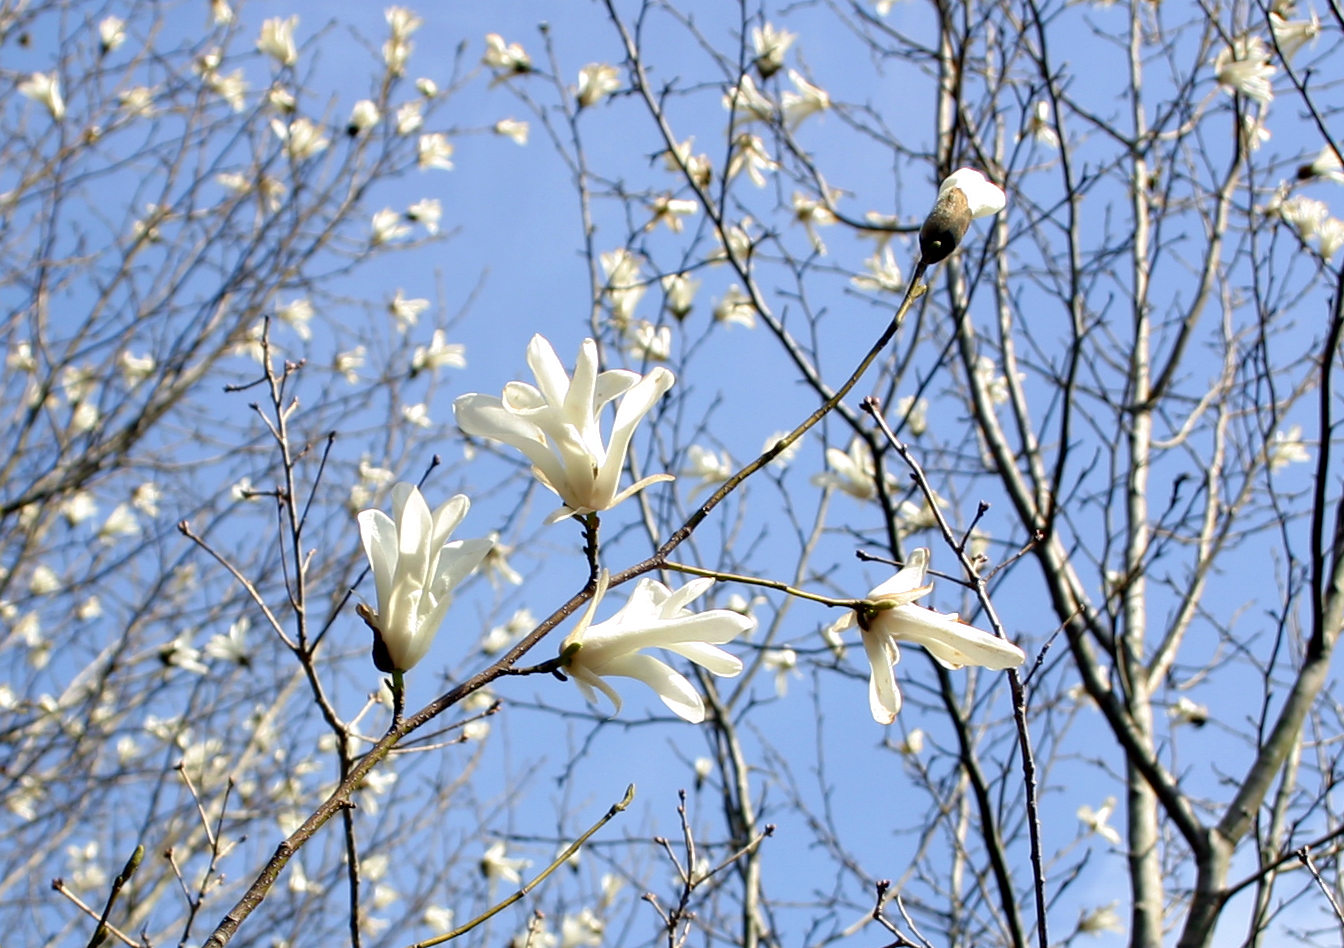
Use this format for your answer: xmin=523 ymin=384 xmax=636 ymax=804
xmin=919 ymin=185 xmax=971 ymax=265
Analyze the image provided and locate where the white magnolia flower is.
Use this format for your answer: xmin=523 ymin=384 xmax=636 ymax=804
xmin=275 ymin=298 xmax=314 ymax=339
xmin=271 ymin=118 xmax=327 ymax=160
xmin=852 ymin=247 xmax=904 ymax=293
xmin=763 ymin=430 xmax=801 ymax=469
xmin=357 ymin=483 xmax=492 ymax=673
xmin=577 ymin=63 xmax=620 ymax=108
xmin=416 ymin=77 xmax=438 ymax=97
xmin=30 ymin=565 xmax=60 ymax=595
xmin=63 ymin=491 xmax=97 ymax=526
xmin=383 ymin=36 xmax=412 ymax=76
xmin=898 ymin=728 xmax=925 ymax=755
xmin=792 ymin=191 xmax=837 ymax=254
xmin=1078 ymin=902 xmax=1124 ymax=935
xmin=19 ymin=72 xmax=65 ymax=120
xmin=600 ymin=248 xmax=645 ymax=326
xmin=939 ymin=168 xmax=1007 ymax=219
xmin=480 ymin=841 xmax=530 ymax=886
xmin=395 ymin=100 xmax=423 ymax=135
xmin=455 ymin=335 xmax=675 ymax=523
xmin=406 ymin=197 xmax=441 ymax=235
xmin=830 ymin=548 xmax=1026 ymax=723
xmin=1168 ymin=695 xmax=1209 ymax=726
xmin=205 ymin=67 xmax=248 ymax=112
xmin=1023 ymin=100 xmax=1059 ymax=148
xmin=424 ymin=906 xmax=455 ymax=931
xmin=348 ymin=99 xmax=380 ymax=134
xmin=681 ymin=445 xmax=732 ymax=499
xmin=412 ymin=330 xmax=466 ymax=374
xmin=648 ymin=194 xmax=699 ymax=233
xmin=1268 ymin=424 xmax=1310 ymax=469
xmin=1270 ymin=9 xmax=1319 ymax=62
xmin=386 ymin=6 xmax=422 ymax=41
xmin=560 ymin=571 xmax=754 ymax=722
xmin=726 ymin=133 xmax=778 ymax=188
xmin=663 ymin=137 xmax=712 ymax=189
xmin=624 ymin=320 xmax=671 ymax=363
xmin=713 ymin=284 xmax=756 ymax=329
xmin=1077 ymin=796 xmax=1122 ymax=845
xmin=335 ymin=346 xmax=365 ymax=383
xmin=267 ymin=86 xmax=296 ymax=112
xmin=762 ymin=647 xmax=800 ymax=697
xmin=388 ymin=289 xmax=430 ymax=330
xmin=483 ymin=34 xmax=531 ymax=74
xmin=1280 ymin=195 xmax=1329 ymax=239
xmin=560 ymin=909 xmax=604 ymax=948
xmin=810 ymin=439 xmax=891 ymax=501
xmin=205 ymin=617 xmax=251 ymax=665
xmin=662 ymin=273 xmax=699 ymax=319
xmin=6 ymin=342 xmax=36 ymax=373
xmin=401 ymin=403 xmax=431 ymax=427
xmin=211 ymin=0 xmax=234 ymax=25
xmin=99 ymin=503 xmax=140 ymax=543
xmin=418 ymin=133 xmax=454 ymax=170
xmin=258 ymin=16 xmax=298 ymax=67
xmin=895 ymin=395 xmax=929 ymax=437
xmin=1214 ymin=36 xmax=1275 ymax=103
xmin=1303 ymin=144 xmax=1344 ymax=184
xmin=494 ymin=118 xmax=529 ymax=145
xmin=781 ymin=70 xmax=830 ymax=128
xmin=99 ymin=16 xmax=126 ymax=53
xmin=132 ymin=482 xmax=161 ymax=516
xmin=752 ymin=22 xmax=795 ymax=79
xmin=1318 ymin=217 xmax=1344 ymax=259
xmin=480 ymin=607 xmax=533 ymax=654
xmin=371 ymin=209 xmax=411 ymax=245
xmin=723 ymin=74 xmax=775 ymax=124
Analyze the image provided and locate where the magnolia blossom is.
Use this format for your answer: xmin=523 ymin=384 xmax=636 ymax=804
xmin=727 ymin=133 xmax=779 ymax=187
xmin=416 ymin=78 xmax=438 ymax=97
xmin=371 ymin=208 xmax=411 ymax=245
xmin=275 ymin=298 xmax=313 ymax=339
xmin=576 ymin=63 xmax=620 ymax=108
xmin=624 ymin=321 xmax=671 ymax=363
xmin=418 ymin=133 xmax=454 ymax=170
xmin=257 ymin=16 xmax=298 ymax=67
xmin=99 ymin=16 xmax=126 ymax=53
xmin=1077 ymin=796 xmax=1122 ymax=845
xmin=407 ymin=197 xmax=441 ymax=235
xmin=681 ymin=445 xmax=733 ymax=499
xmin=395 ymin=100 xmax=423 ymax=135
xmin=919 ymin=168 xmax=1007 ymax=264
xmin=600 ymin=248 xmax=645 ymax=326
xmin=1078 ymin=902 xmax=1124 ymax=935
xmin=1302 ymin=143 xmax=1344 ymax=184
xmin=1270 ymin=9 xmax=1319 ymax=62
xmin=810 ymin=439 xmax=892 ymax=501
xmin=828 ymin=548 xmax=1025 ymax=723
xmin=1214 ymin=36 xmax=1275 ymax=103
xmin=411 ymin=330 xmax=466 ymax=374
xmin=1168 ymin=695 xmax=1209 ymax=726
xmin=1023 ymin=100 xmax=1059 ymax=148
xmin=713 ymin=284 xmax=756 ymax=329
xmin=1268 ymin=424 xmax=1310 ymax=469
xmin=1318 ymin=217 xmax=1344 ymax=259
xmin=494 ymin=118 xmax=529 ymax=145
xmin=1279 ymin=195 xmax=1329 ymax=239
xmin=752 ymin=22 xmax=795 ymax=79
xmin=19 ymin=72 xmax=64 ymax=120
xmin=559 ymin=572 xmax=754 ymax=722
xmin=781 ymin=70 xmax=830 ymax=128
xmin=271 ymin=118 xmax=327 ymax=159
xmin=454 ymin=335 xmax=675 ymax=523
xmin=723 ymin=74 xmax=775 ymax=124
xmin=357 ymin=483 xmax=492 ymax=673
xmin=662 ymin=273 xmax=699 ymax=320
xmin=663 ymin=137 xmax=712 ymax=188
xmin=762 ymin=647 xmax=800 ymax=697
xmin=480 ymin=841 xmax=530 ymax=886
xmin=483 ymin=34 xmax=531 ymax=73
xmin=388 ymin=290 xmax=429 ymax=330
xmin=648 ymin=194 xmax=699 ymax=233
xmin=560 ymin=910 xmax=604 ymax=948
xmin=348 ymin=99 xmax=380 ymax=134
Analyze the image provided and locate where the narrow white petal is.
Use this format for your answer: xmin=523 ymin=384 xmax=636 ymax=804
xmin=885 ymin=605 xmax=1025 ymax=670
xmin=665 ymin=640 xmax=743 ymax=677
xmin=861 ymin=629 xmax=901 ymax=724
xmin=526 ymin=334 xmax=572 ymax=408
xmin=358 ymin=509 xmax=399 ymax=613
xmin=433 ymin=537 xmax=494 ymax=594
xmin=599 ymin=653 xmax=705 ymax=722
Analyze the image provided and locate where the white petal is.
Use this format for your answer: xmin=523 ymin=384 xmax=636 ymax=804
xmin=432 ymin=537 xmax=494 ymax=595
xmin=599 ymin=652 xmax=705 ymax=722
xmin=861 ymin=628 xmax=901 ymax=724
xmin=358 ymin=509 xmax=398 ymax=612
xmin=868 ymin=548 xmax=931 ymax=600
xmin=884 ymin=605 xmax=1025 ymax=670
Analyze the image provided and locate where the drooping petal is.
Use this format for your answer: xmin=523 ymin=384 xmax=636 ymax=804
xmin=454 ymin=393 xmax=571 ymax=494
xmin=597 ymin=652 xmax=706 ymax=722
xmin=861 ymin=629 xmax=901 ymax=724
xmin=593 ymin=366 xmax=675 ymax=503
xmin=665 ymin=640 xmax=744 ymax=677
xmin=868 ymin=547 xmax=930 ymax=600
xmin=885 ymin=605 xmax=1025 ymax=670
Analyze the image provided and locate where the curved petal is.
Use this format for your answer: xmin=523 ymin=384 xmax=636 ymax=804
xmin=604 ymin=472 xmax=676 ymax=512
xmin=568 ymin=663 xmax=624 ymax=716
xmin=598 ymin=652 xmax=705 ymax=722
xmin=593 ymin=368 xmax=641 ymax=410
xmin=430 ymin=493 xmax=470 ymax=555
xmin=357 ymin=509 xmax=398 ymax=613
xmin=661 ymin=576 xmax=715 ymax=616
xmin=501 ymin=381 xmax=546 ymax=412
xmin=395 ymin=484 xmax=434 ymax=588
xmin=869 ymin=548 xmax=930 ymax=600
xmin=887 ymin=605 xmax=1025 ymax=670
xmin=592 ymin=367 xmax=674 ymax=503
xmin=861 ymin=628 xmax=901 ymax=724
xmin=432 ymin=537 xmax=494 ymax=596
xmin=665 ymin=640 xmax=743 ymax=677
xmin=563 ymin=338 xmax=600 ymax=428
xmin=526 ymin=334 xmax=572 ymax=408
xmin=455 ymin=394 xmax=571 ymax=495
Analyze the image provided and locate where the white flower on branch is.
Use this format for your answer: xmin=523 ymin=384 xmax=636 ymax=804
xmin=1077 ymin=796 xmax=1122 ymax=844
xmin=559 ymin=571 xmax=753 ymax=723
xmin=810 ymin=438 xmax=892 ymax=501
xmin=1214 ymin=36 xmax=1275 ymax=103
xmin=576 ymin=63 xmax=620 ymax=108
xmin=271 ymin=117 xmax=328 ymax=160
xmin=647 ymin=194 xmax=698 ymax=233
xmin=418 ymin=133 xmax=454 ymax=170
xmin=371 ymin=209 xmax=411 ymax=245
xmin=1270 ymin=8 xmax=1319 ymax=62
xmin=494 ymin=118 xmax=529 ymax=145
xmin=851 ymin=247 xmax=904 ymax=293
xmin=781 ymin=70 xmax=830 ymax=128
xmin=681 ymin=445 xmax=732 ymax=499
xmin=99 ymin=16 xmax=126 ymax=54
xmin=416 ymin=77 xmax=438 ymax=98
xmin=395 ymin=100 xmax=423 ymax=134
xmin=99 ymin=503 xmax=140 ymax=543
xmin=623 ymin=320 xmax=671 ymax=363
xmin=1078 ymin=902 xmax=1125 ymax=935
xmin=713 ymin=284 xmax=756 ymax=329
xmin=257 ymin=16 xmax=298 ymax=67
xmin=723 ymin=74 xmax=775 ymax=124
xmin=118 ymin=86 xmax=156 ymax=118
xmin=662 ymin=272 xmax=699 ymax=320
xmin=1268 ymin=424 xmax=1310 ymax=470
xmin=762 ymin=647 xmax=800 ymax=697
xmin=483 ymin=33 xmax=531 ymax=74
xmin=663 ymin=137 xmax=712 ymax=189
xmin=1278 ymin=195 xmax=1328 ymax=239
xmin=407 ymin=197 xmax=441 ymax=235
xmin=792 ymin=192 xmax=838 ymax=254
xmin=1301 ymin=143 xmax=1344 ymax=184
xmin=412 ymin=330 xmax=466 ymax=374
xmin=726 ymin=133 xmax=778 ymax=187
xmin=560 ymin=909 xmax=604 ymax=948
xmin=480 ymin=607 xmax=533 ymax=654
xmin=1023 ymin=100 xmax=1059 ymax=148
xmin=752 ymin=22 xmax=795 ymax=79
xmin=356 ymin=483 xmax=492 ymax=673
xmin=401 ymin=403 xmax=431 ymax=428
xmin=1318 ymin=217 xmax=1344 ymax=259
xmin=482 ymin=536 xmax=523 ymax=587
xmin=19 ymin=72 xmax=65 ymax=121
xmin=347 ymin=99 xmax=380 ymax=134
xmin=388 ymin=289 xmax=429 ymax=330
xmin=600 ymin=248 xmax=645 ymax=327
xmin=831 ymin=548 xmax=1025 ymax=723
xmin=267 ymin=86 xmax=296 ymax=112
xmin=211 ymin=0 xmax=233 ymax=24
xmin=454 ymin=334 xmax=675 ymax=524
xmin=275 ymin=297 xmax=313 ymax=339
xmin=480 ymin=841 xmax=530 ymax=886
xmin=1168 ymin=694 xmax=1210 ymax=726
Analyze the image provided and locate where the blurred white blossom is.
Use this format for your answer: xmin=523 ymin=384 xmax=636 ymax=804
xmin=257 ymin=16 xmax=299 ymax=67
xmin=577 ymin=63 xmax=620 ymax=107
